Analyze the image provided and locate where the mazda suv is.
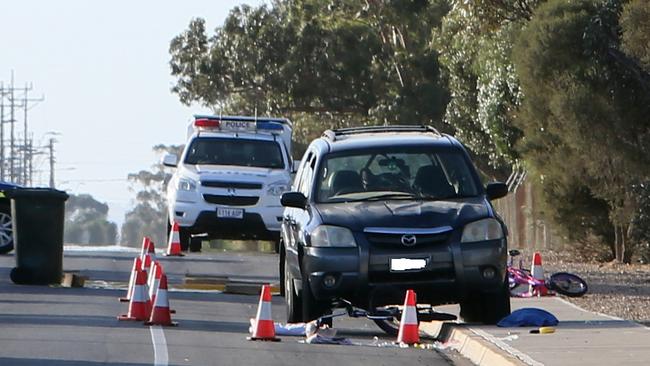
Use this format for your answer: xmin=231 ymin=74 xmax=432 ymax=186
xmin=279 ymin=126 xmax=510 ymax=332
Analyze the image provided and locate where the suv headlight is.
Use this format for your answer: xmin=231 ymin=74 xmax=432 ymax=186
xmin=461 ymin=218 xmax=504 ymax=243
xmin=267 ymin=181 xmax=290 ymax=196
xmin=177 ymin=178 xmax=197 ymax=192
xmin=310 ymin=225 xmax=356 ymax=247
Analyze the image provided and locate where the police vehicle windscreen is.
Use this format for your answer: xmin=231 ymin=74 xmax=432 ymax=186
xmin=316 ymin=148 xmax=479 ymax=202
xmin=184 ymin=137 xmax=284 ymax=169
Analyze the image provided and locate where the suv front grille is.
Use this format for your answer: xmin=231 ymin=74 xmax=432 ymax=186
xmin=365 ymin=232 xmax=451 ymax=248
xmin=203 ymin=194 xmax=259 ymax=206
xmin=201 ymin=180 xmax=262 ymax=189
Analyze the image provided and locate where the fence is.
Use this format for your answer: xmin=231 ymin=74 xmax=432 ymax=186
xmin=492 ymin=172 xmax=567 ymax=252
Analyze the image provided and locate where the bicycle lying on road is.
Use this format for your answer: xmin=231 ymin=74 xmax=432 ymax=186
xmin=507 ymin=249 xmax=588 ymax=298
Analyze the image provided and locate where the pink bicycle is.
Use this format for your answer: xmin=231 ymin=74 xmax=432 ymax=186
xmin=507 ymin=249 xmax=588 ymax=298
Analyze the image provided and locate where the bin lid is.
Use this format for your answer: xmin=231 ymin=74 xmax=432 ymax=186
xmin=6 ymin=188 xmax=69 ymax=201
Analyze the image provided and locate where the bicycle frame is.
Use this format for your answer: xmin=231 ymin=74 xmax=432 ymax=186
xmin=507 ymin=252 xmax=555 ymax=297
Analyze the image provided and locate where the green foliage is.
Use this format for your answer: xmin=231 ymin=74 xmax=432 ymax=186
xmin=435 ymin=1 xmax=534 ymax=179
xmin=513 ymin=0 xmax=650 ymax=261
xmin=620 ymin=0 xmax=650 ymax=72
xmin=169 ymin=0 xmax=451 ymax=144
xmin=65 ymin=194 xmax=117 ymax=245
xmin=120 ymin=145 xmax=183 ymax=247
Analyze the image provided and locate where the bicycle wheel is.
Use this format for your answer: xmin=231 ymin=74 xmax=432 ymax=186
xmin=548 ymin=272 xmax=588 ymax=297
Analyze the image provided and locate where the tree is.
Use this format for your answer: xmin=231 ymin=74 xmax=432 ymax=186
xmin=65 ymin=194 xmax=117 ymax=245
xmin=513 ymin=0 xmax=650 ymax=262
xmin=120 ymin=145 xmax=183 ymax=247
xmin=169 ymin=0 xmax=451 ymax=153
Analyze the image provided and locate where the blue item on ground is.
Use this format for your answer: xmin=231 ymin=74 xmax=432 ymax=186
xmin=497 ymin=308 xmax=559 ymax=327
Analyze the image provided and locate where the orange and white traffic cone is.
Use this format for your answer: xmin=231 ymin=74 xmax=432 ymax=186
xmin=118 ymin=269 xmax=151 ymax=321
xmin=145 ymin=273 xmax=177 ymax=326
xmin=139 ymin=237 xmax=152 ymax=260
xmin=530 ymin=252 xmax=548 ymax=296
xmin=141 ymin=253 xmax=152 ymax=277
xmin=397 ymin=289 xmax=419 ymax=345
xmin=247 ymin=284 xmax=280 ymax=341
xmin=148 ymin=261 xmax=162 ymax=305
xmin=120 ymin=256 xmax=142 ymax=302
xmin=165 ymin=222 xmax=185 ymax=257
xmin=146 ymin=239 xmax=157 ymax=261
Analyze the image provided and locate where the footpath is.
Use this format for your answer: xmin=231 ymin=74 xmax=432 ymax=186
xmin=422 ymin=297 xmax=650 ymax=365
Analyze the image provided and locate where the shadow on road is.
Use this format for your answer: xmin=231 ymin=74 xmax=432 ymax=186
xmin=0 ymin=358 xmax=183 ymax=366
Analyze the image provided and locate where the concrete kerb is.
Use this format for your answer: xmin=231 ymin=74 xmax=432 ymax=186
xmin=421 ymin=321 xmax=530 ymax=366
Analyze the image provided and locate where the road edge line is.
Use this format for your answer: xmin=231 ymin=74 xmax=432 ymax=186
xmin=150 ymin=325 xmax=169 ymax=366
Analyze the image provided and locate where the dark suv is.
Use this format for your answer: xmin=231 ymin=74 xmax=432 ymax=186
xmin=279 ymin=126 xmax=510 ymax=331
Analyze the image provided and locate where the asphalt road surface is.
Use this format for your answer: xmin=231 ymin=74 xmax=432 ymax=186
xmin=0 ymin=247 xmax=468 ymax=366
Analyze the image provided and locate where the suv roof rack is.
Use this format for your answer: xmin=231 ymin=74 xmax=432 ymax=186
xmin=322 ymin=125 xmax=441 ymax=141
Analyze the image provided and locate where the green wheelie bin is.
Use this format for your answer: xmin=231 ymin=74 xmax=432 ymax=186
xmin=8 ymin=188 xmax=69 ymax=285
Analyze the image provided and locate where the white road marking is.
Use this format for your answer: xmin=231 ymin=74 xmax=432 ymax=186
xmin=150 ymin=326 xmax=169 ymax=366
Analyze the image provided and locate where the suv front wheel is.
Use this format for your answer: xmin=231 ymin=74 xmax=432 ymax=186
xmin=301 ymin=274 xmax=332 ymax=323
xmin=460 ymin=280 xmax=511 ymax=324
xmin=285 ymin=255 xmax=302 ymax=323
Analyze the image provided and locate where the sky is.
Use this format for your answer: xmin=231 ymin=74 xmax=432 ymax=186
xmin=0 ymin=0 xmax=265 ymax=226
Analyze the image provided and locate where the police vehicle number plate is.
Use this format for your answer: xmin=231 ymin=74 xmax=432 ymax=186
xmin=390 ymin=258 xmax=427 ymax=272
xmin=221 ymin=120 xmax=256 ymax=132
xmin=217 ymin=208 xmax=244 ymax=219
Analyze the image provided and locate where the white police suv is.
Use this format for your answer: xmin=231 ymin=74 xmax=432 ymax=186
xmin=163 ymin=115 xmax=294 ymax=252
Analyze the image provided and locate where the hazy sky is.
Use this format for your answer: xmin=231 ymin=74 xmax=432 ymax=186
xmin=0 ymin=0 xmax=264 ymax=226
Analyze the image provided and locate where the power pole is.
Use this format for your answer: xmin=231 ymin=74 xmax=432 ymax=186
xmin=0 ymin=82 xmax=4 ymax=181
xmin=0 ymin=72 xmax=44 ymax=185
xmin=48 ymin=138 xmax=56 ymax=188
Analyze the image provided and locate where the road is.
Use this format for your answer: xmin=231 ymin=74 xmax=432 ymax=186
xmin=0 ymin=247 xmax=467 ymax=366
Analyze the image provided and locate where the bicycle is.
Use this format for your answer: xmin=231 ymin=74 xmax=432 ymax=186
xmin=507 ymin=249 xmax=588 ymax=298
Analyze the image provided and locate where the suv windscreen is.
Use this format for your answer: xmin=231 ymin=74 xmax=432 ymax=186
xmin=316 ymin=148 xmax=479 ymax=202
xmin=184 ymin=137 xmax=284 ymax=169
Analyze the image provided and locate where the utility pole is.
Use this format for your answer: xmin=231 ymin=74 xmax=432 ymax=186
xmin=48 ymin=138 xmax=55 ymax=188
xmin=9 ymin=72 xmax=15 ymax=182
xmin=0 ymin=72 xmax=44 ymax=185
xmin=0 ymin=81 xmax=4 ymax=181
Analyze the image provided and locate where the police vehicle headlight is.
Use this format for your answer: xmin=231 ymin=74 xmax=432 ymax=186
xmin=267 ymin=181 xmax=290 ymax=196
xmin=310 ymin=225 xmax=356 ymax=247
xmin=177 ymin=178 xmax=197 ymax=192
xmin=461 ymin=218 xmax=504 ymax=243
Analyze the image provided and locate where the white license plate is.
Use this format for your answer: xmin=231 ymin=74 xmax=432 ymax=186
xmin=390 ymin=258 xmax=427 ymax=272
xmin=217 ymin=208 xmax=244 ymax=219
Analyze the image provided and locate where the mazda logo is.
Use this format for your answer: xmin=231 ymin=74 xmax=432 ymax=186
xmin=401 ymin=234 xmax=417 ymax=247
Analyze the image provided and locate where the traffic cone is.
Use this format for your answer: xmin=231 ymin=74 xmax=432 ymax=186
xmin=119 ymin=256 xmax=142 ymax=302
xmin=141 ymin=253 xmax=152 ymax=276
xmin=148 ymin=261 xmax=162 ymax=304
xmin=165 ymin=222 xmax=185 ymax=257
xmin=118 ymin=269 xmax=151 ymax=321
xmin=247 ymin=284 xmax=280 ymax=341
xmin=139 ymin=237 xmax=152 ymax=260
xmin=145 ymin=273 xmax=177 ymax=326
xmin=530 ymin=252 xmax=548 ymax=296
xmin=397 ymin=289 xmax=419 ymax=345
xmin=146 ymin=239 xmax=157 ymax=261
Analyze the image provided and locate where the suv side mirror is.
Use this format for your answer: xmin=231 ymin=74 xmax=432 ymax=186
xmin=162 ymin=153 xmax=178 ymax=168
xmin=292 ymin=159 xmax=301 ymax=173
xmin=281 ymin=191 xmax=307 ymax=209
xmin=486 ymin=182 xmax=508 ymax=200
